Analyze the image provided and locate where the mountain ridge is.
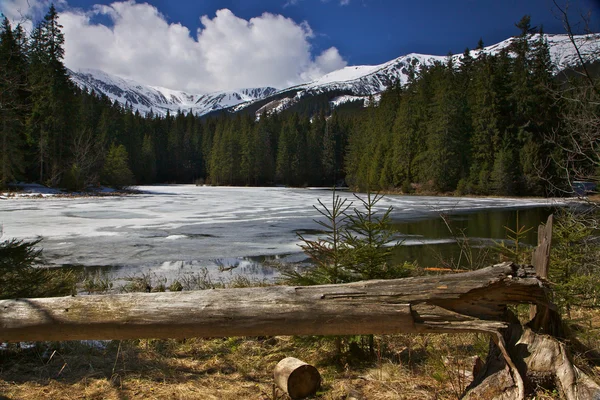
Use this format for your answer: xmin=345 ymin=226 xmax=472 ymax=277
xmin=230 ymin=33 xmax=599 ymax=117
xmin=69 ymin=33 xmax=598 ymax=118
xmin=69 ymin=68 xmax=277 ymax=117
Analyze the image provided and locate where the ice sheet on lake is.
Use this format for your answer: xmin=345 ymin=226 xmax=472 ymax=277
xmin=0 ymin=185 xmax=563 ymax=280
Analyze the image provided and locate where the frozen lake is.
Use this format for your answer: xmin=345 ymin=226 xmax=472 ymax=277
xmin=0 ymin=185 xmax=560 ymax=282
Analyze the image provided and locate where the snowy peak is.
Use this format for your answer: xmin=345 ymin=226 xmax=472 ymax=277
xmin=70 ymin=33 xmax=598 ymax=118
xmin=479 ymin=33 xmax=598 ymax=68
xmin=234 ymin=33 xmax=599 ymax=116
xmin=193 ymin=88 xmax=277 ymax=112
xmin=69 ymin=68 xmax=276 ymax=117
xmin=300 ymin=33 xmax=598 ymax=93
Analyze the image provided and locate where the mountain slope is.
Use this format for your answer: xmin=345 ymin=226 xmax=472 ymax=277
xmin=70 ymin=33 xmax=598 ymax=118
xmin=69 ymin=68 xmax=277 ymax=117
xmin=229 ymin=33 xmax=599 ymax=117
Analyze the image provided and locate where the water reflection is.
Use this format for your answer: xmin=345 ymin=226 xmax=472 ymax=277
xmin=391 ymin=207 xmax=554 ymax=268
xmin=68 ymin=206 xmax=555 ymax=286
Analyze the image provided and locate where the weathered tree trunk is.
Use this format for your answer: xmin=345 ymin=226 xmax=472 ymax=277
xmin=2 ymin=259 xmax=597 ymax=399
xmin=273 ymin=357 xmax=321 ymax=399
xmin=463 ymin=318 xmax=600 ymax=400
xmin=1 ymin=262 xmax=544 ymax=342
xmin=463 ymin=215 xmax=599 ymax=399
xmin=529 ymin=215 xmax=561 ymax=336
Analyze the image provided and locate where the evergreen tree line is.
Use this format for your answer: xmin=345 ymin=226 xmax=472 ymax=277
xmin=0 ymin=10 xmax=586 ymax=195
xmin=345 ymin=16 xmax=566 ymax=196
xmin=0 ymin=7 xmax=349 ymax=189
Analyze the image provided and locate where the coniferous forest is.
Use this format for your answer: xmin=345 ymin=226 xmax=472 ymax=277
xmin=0 ymin=8 xmax=594 ymax=196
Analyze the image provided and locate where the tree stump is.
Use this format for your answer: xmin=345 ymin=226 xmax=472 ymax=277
xmin=463 ymin=317 xmax=600 ymax=400
xmin=274 ymin=357 xmax=321 ymax=399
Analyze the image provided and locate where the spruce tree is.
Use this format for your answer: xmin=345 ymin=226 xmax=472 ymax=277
xmin=101 ymin=144 xmax=135 ymax=189
xmin=423 ymin=62 xmax=464 ymax=191
xmin=27 ymin=4 xmax=75 ymax=186
xmin=253 ymin=117 xmax=275 ymax=185
xmin=491 ymin=136 xmax=518 ymax=195
xmin=0 ymin=18 xmax=29 ymax=187
xmin=307 ymin=111 xmax=325 ymax=186
xmin=276 ymin=114 xmax=306 ymax=186
xmin=469 ymin=53 xmax=501 ymax=193
xmin=239 ymin=114 xmax=256 ymax=185
xmin=140 ymin=134 xmax=157 ymax=183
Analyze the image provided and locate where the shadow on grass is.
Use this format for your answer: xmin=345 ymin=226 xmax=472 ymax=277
xmin=0 ymin=337 xmax=288 ymax=386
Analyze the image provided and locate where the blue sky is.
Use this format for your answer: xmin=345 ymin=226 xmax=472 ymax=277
xmin=78 ymin=0 xmax=600 ymax=64
xmin=1 ymin=0 xmax=598 ymax=92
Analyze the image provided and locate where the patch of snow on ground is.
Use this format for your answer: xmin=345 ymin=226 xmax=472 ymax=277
xmin=329 ymin=95 xmax=367 ymax=107
xmin=312 ymin=65 xmax=382 ymax=85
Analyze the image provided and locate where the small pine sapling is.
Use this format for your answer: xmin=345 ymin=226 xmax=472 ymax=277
xmin=283 ymin=192 xmax=352 ymax=285
xmin=343 ymin=192 xmax=411 ymax=280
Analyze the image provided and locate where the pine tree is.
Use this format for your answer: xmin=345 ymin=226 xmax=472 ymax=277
xmin=283 ymin=193 xmax=353 ymax=285
xmin=27 ymin=4 xmax=75 ymax=186
xmin=239 ymin=114 xmax=256 ymax=185
xmin=101 ymin=143 xmax=135 ymax=189
xmin=322 ymin=113 xmax=339 ymax=186
xmin=0 ymin=238 xmax=76 ymax=299
xmin=392 ymin=89 xmax=423 ymax=190
xmin=182 ymin=111 xmax=200 ymax=182
xmin=476 ymin=38 xmax=484 ymax=50
xmin=167 ymin=111 xmax=183 ymax=181
xmin=422 ymin=61 xmax=464 ymax=191
xmin=343 ymin=192 xmax=410 ymax=280
xmin=307 ymin=111 xmax=325 ymax=185
xmin=253 ymin=117 xmax=275 ymax=185
xmin=208 ymin=118 xmax=230 ymax=185
xmin=524 ymin=27 xmax=558 ymax=195
xmin=140 ymin=134 xmax=157 ymax=183
xmin=469 ymin=53 xmax=501 ymax=193
xmin=491 ymin=136 xmax=518 ymax=195
xmin=0 ymin=18 xmax=29 ymax=187
xmin=276 ymin=114 xmax=307 ymax=186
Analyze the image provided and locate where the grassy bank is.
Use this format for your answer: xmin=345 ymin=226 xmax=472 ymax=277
xmin=0 ymin=333 xmax=489 ymax=399
xmin=2 ymin=306 xmax=599 ymax=399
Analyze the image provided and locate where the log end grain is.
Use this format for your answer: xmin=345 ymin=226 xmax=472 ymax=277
xmin=274 ymin=357 xmax=321 ymax=399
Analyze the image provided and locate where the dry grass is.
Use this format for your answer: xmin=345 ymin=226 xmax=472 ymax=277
xmin=566 ymin=308 xmax=600 ymax=386
xmin=1 ymin=299 xmax=598 ymax=400
xmin=1 ymin=332 xmax=493 ymax=400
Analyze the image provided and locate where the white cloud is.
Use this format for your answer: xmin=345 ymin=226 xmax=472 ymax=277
xmin=11 ymin=0 xmax=347 ymax=93
xmin=300 ymin=47 xmax=347 ymax=81
xmin=0 ymin=0 xmax=66 ymax=31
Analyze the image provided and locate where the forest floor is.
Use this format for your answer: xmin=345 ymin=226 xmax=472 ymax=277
xmin=1 ymin=308 xmax=599 ymax=400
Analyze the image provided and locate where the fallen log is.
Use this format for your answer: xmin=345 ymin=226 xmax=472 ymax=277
xmin=0 ymin=262 xmax=546 ymax=342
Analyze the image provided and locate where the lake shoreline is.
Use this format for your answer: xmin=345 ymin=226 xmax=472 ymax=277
xmin=1 ymin=181 xmax=586 ymax=202
xmin=0 ymin=185 xmax=566 ymax=285
xmin=1 ymin=183 xmax=141 ymax=199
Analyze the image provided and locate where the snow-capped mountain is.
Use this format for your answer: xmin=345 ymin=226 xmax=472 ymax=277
xmin=232 ymin=33 xmax=599 ymax=116
xmin=70 ymin=33 xmax=598 ymax=118
xmin=69 ymin=68 xmax=277 ymax=117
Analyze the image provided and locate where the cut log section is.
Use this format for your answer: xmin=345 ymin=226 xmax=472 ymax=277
xmin=274 ymin=357 xmax=321 ymax=399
